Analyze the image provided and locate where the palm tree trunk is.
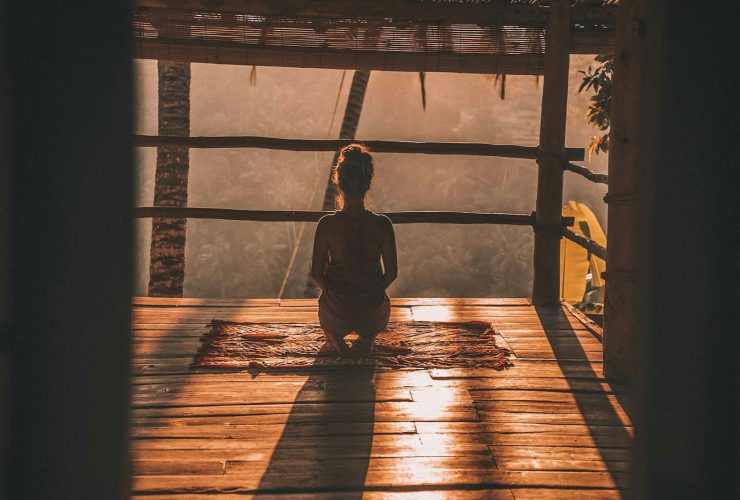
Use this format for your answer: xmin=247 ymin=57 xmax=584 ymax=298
xmin=148 ymin=61 xmax=190 ymax=297
xmin=320 ymin=70 xmax=371 ymax=211
xmin=304 ymin=70 xmax=371 ymax=297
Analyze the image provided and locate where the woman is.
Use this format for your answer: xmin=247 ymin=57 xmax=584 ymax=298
xmin=310 ymin=144 xmax=398 ymax=358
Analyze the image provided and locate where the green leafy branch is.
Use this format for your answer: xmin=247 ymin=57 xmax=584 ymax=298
xmin=578 ymin=54 xmax=613 ymax=159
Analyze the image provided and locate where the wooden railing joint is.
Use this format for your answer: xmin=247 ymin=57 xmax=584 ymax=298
xmin=562 ymin=227 xmax=607 ymax=260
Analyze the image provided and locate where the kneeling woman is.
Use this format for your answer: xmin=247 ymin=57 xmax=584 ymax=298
xmin=310 ymin=144 xmax=398 ymax=358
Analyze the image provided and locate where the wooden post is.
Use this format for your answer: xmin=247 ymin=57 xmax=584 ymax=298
xmin=532 ymin=0 xmax=570 ymax=305
xmin=603 ymin=0 xmax=644 ymax=380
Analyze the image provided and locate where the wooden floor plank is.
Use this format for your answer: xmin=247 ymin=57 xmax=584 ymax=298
xmin=418 ymin=432 xmax=632 ymax=449
xmin=414 ymin=422 xmax=633 ymax=438
xmin=430 ymin=363 xmax=605 ymax=380
xmin=223 ymin=456 xmax=498 ymax=475
xmin=132 ymin=409 xmax=480 ymax=424
xmin=130 ymin=370 xmax=435 ymax=386
xmin=133 ymin=491 xmax=517 ymax=499
xmin=131 ymin=434 xmax=424 ymax=451
xmin=440 ymin=377 xmax=614 ymax=393
xmin=133 ymin=460 xmax=225 ymax=475
xmin=131 ymin=470 xmax=628 ymax=493
xmin=130 ymin=388 xmax=414 ymax=407
xmin=512 ymin=488 xmax=623 ymax=499
xmin=478 ymin=411 xmax=629 ymax=426
xmin=131 ymin=444 xmax=495 ymax=462
xmin=131 ymin=421 xmax=417 ymax=439
xmin=488 ymin=445 xmax=632 ymax=462
xmin=497 ymin=458 xmax=631 ymax=472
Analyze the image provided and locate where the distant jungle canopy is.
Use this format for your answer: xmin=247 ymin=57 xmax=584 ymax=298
xmin=134 ymin=56 xmax=609 ymax=298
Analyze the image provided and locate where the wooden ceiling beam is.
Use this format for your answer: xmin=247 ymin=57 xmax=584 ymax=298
xmin=135 ymin=40 xmax=548 ymax=75
xmin=134 ymin=36 xmax=613 ymax=73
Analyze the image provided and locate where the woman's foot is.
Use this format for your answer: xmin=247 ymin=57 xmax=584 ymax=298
xmin=348 ymin=335 xmax=375 ymax=358
xmin=322 ymin=328 xmax=351 ymax=357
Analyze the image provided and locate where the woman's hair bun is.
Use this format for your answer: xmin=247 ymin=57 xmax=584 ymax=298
xmin=332 ymin=143 xmax=374 ymax=197
xmin=342 ymin=145 xmax=365 ymax=158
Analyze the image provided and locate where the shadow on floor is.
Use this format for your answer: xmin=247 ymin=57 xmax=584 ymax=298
xmin=256 ymin=359 xmax=376 ymax=498
xmin=535 ymin=306 xmax=633 ymax=492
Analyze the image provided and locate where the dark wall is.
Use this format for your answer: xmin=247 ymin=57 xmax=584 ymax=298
xmin=0 ymin=3 xmax=11 ymax=496
xmin=635 ymin=2 xmax=739 ymax=497
xmin=4 ymin=2 xmax=134 ymax=498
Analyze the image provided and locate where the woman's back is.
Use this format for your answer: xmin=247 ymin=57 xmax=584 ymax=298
xmin=319 ymin=210 xmax=390 ymax=318
xmin=325 ymin=210 xmax=385 ymax=266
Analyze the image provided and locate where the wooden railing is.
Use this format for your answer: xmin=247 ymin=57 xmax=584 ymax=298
xmin=134 ymin=135 xmax=585 ymax=161
xmin=559 ymin=160 xmax=608 ymax=258
xmin=135 ymin=134 xmax=606 ymax=300
xmin=136 ymin=207 xmax=575 ymax=228
xmin=562 ymin=227 xmax=607 ymax=260
xmin=136 ymin=138 xmax=608 ymax=296
xmin=563 ymin=161 xmax=609 ymax=185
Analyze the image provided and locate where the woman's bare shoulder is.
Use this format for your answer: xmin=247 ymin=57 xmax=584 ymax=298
xmin=368 ymin=212 xmax=393 ymax=232
xmin=316 ymin=212 xmax=340 ymax=232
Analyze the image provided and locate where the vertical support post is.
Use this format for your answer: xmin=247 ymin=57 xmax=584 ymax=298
xmin=532 ymin=0 xmax=570 ymax=305
xmin=603 ymin=0 xmax=645 ymax=380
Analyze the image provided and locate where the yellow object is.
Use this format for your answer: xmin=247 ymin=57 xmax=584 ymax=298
xmin=560 ymin=201 xmax=607 ymax=303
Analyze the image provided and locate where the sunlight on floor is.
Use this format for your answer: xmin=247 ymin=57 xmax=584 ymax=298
xmin=411 ymin=305 xmax=454 ymax=322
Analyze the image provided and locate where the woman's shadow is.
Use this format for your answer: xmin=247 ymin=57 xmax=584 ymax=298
xmin=255 ymin=342 xmax=376 ymax=498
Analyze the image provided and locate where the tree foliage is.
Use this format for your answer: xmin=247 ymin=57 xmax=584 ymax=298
xmin=578 ymin=54 xmax=613 ymax=159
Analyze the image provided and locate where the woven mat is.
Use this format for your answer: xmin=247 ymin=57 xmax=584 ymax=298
xmin=191 ymin=320 xmax=512 ymax=370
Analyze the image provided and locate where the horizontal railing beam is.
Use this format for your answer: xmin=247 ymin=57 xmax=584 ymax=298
xmin=562 ymin=227 xmax=607 ymax=260
xmin=134 ymin=135 xmax=585 ymax=161
xmin=136 ymin=207 xmax=539 ymax=225
xmin=563 ymin=162 xmax=609 ymax=184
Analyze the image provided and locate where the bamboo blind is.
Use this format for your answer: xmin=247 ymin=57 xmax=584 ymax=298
xmin=133 ymin=5 xmax=615 ymax=74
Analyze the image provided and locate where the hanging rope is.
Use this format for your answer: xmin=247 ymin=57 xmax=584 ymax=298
xmin=276 ymin=70 xmax=347 ymax=300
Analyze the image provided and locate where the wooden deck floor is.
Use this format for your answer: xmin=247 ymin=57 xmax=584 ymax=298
xmin=130 ymin=298 xmax=632 ymax=498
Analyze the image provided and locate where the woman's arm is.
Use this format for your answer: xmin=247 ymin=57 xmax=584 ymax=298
xmin=310 ymin=218 xmax=329 ymax=292
xmin=381 ymin=217 xmax=398 ymax=289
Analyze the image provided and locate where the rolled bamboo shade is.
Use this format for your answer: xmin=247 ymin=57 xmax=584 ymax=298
xmin=133 ymin=4 xmax=615 ymax=74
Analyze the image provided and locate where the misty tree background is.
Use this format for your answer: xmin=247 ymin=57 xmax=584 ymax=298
xmin=134 ymin=55 xmax=608 ymax=298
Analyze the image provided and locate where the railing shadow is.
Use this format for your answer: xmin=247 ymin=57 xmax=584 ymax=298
xmin=130 ymin=300 xmax=244 ymax=476
xmin=256 ymin=359 xmax=376 ymax=497
xmin=534 ymin=305 xmax=633 ymax=492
